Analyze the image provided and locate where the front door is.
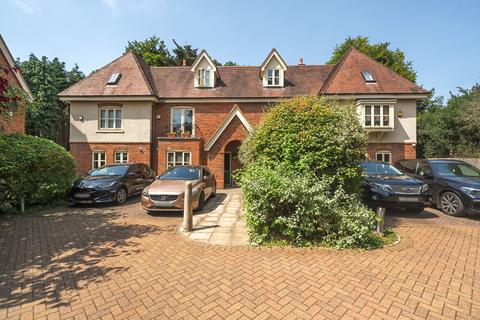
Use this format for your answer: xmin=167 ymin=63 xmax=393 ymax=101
xmin=224 ymin=152 xmax=232 ymax=186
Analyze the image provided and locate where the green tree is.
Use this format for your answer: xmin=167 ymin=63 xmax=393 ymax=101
xmin=19 ymin=54 xmax=84 ymax=143
xmin=223 ymin=61 xmax=238 ymax=66
xmin=327 ymin=36 xmax=417 ymax=83
xmin=126 ymin=36 xmax=174 ymax=66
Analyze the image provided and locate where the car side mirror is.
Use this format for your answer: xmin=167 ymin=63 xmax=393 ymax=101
xmin=423 ymin=171 xmax=434 ymax=179
xmin=203 ymin=175 xmax=208 ymax=181
xmin=87 ymin=169 xmax=93 ymax=175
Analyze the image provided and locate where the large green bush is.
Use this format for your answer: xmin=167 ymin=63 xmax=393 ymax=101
xmin=237 ymin=96 xmax=381 ymax=248
xmin=239 ymin=96 xmax=367 ymax=193
xmin=0 ymin=134 xmax=75 ymax=213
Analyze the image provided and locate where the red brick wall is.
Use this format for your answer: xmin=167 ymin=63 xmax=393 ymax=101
xmin=156 ymin=138 xmax=203 ymax=175
xmin=0 ymin=48 xmax=26 ymax=134
xmin=70 ymin=142 xmax=151 ymax=174
xmin=367 ymin=143 xmax=416 ymax=163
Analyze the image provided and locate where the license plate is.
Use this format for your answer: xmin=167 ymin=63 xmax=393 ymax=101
xmin=75 ymin=193 xmax=90 ymax=199
xmin=399 ymin=197 xmax=419 ymax=202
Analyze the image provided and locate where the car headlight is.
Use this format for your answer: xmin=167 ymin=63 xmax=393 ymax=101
xmin=369 ymin=183 xmax=393 ymax=193
xmin=461 ymin=187 xmax=480 ymax=198
xmin=97 ymin=181 xmax=117 ymax=189
xmin=421 ymin=184 xmax=429 ymax=193
xmin=142 ymin=189 xmax=149 ymax=197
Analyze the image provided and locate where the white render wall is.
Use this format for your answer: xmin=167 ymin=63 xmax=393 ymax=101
xmin=69 ymin=101 xmax=152 ymax=143
xmin=366 ymin=99 xmax=417 ymax=144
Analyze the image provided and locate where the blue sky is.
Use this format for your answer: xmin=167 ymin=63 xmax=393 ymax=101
xmin=1 ymin=0 xmax=479 ymax=99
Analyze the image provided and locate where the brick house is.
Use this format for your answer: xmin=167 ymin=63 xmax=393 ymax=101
xmin=59 ymin=48 xmax=428 ymax=188
xmin=0 ymin=33 xmax=32 ymax=133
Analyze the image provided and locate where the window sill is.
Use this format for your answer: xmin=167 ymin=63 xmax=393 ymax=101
xmin=96 ymin=129 xmax=124 ymax=133
xmin=365 ymin=127 xmax=394 ymax=132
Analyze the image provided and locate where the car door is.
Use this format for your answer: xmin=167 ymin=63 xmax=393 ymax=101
xmin=414 ymin=160 xmax=438 ymax=199
xmin=139 ymin=164 xmax=155 ymax=189
xmin=203 ymin=168 xmax=213 ymax=197
xmin=126 ymin=164 xmax=144 ymax=195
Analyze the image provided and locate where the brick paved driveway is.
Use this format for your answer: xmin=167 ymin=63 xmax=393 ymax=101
xmin=1 ymin=193 xmax=479 ymax=319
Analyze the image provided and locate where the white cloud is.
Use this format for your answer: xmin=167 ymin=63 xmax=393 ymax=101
xmin=13 ymin=0 xmax=36 ymax=14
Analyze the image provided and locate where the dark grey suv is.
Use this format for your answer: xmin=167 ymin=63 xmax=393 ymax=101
xmin=395 ymin=159 xmax=480 ymax=217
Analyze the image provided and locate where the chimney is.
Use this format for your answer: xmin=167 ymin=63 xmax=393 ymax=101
xmin=182 ymin=59 xmax=187 ymax=66
xmin=298 ymin=58 xmax=305 ymax=66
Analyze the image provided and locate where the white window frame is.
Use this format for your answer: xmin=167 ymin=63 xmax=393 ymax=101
xmin=99 ymin=107 xmax=122 ymax=130
xmin=167 ymin=151 xmax=192 ymax=169
xmin=267 ymin=68 xmax=281 ymax=86
xmin=92 ymin=151 xmax=106 ymax=169
xmin=114 ymin=151 xmax=128 ymax=164
xmin=375 ymin=151 xmax=392 ymax=163
xmin=357 ymin=101 xmax=395 ymax=130
xmin=196 ymin=68 xmax=211 ymax=87
xmin=170 ymin=107 xmax=195 ymax=136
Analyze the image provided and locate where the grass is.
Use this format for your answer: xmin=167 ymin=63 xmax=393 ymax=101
xmin=380 ymin=228 xmax=399 ymax=246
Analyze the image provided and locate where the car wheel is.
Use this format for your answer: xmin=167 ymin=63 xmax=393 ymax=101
xmin=197 ymin=192 xmax=205 ymax=211
xmin=439 ymin=191 xmax=465 ymax=216
xmin=115 ymin=187 xmax=128 ymax=205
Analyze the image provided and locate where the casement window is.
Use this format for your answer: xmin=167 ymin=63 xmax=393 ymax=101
xmin=171 ymin=108 xmax=194 ymax=136
xmin=267 ymin=69 xmax=280 ymax=86
xmin=114 ymin=151 xmax=128 ymax=164
xmin=167 ymin=151 xmax=191 ymax=168
xmin=375 ymin=151 xmax=392 ymax=163
xmin=92 ymin=151 xmax=106 ymax=169
xmin=196 ymin=68 xmax=211 ymax=87
xmin=99 ymin=108 xmax=122 ymax=129
xmin=362 ymin=104 xmax=393 ymax=128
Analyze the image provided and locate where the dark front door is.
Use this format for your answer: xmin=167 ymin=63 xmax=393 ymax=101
xmin=224 ymin=152 xmax=232 ymax=186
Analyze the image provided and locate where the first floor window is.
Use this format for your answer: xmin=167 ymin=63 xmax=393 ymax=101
xmin=92 ymin=151 xmax=106 ymax=169
xmin=167 ymin=151 xmax=191 ymax=168
xmin=171 ymin=108 xmax=194 ymax=136
xmin=99 ymin=108 xmax=122 ymax=129
xmin=375 ymin=151 xmax=392 ymax=163
xmin=364 ymin=105 xmax=391 ymax=127
xmin=115 ymin=151 xmax=128 ymax=163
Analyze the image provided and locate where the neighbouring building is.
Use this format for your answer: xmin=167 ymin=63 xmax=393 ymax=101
xmin=0 ymin=33 xmax=32 ymax=133
xmin=59 ymin=47 xmax=428 ymax=188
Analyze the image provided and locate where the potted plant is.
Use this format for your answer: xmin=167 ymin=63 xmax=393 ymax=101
xmin=181 ymin=131 xmax=191 ymax=138
xmin=167 ymin=131 xmax=176 ymax=138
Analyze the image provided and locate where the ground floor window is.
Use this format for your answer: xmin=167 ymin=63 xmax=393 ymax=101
xmin=114 ymin=151 xmax=128 ymax=163
xmin=92 ymin=151 xmax=106 ymax=169
xmin=375 ymin=151 xmax=392 ymax=163
xmin=167 ymin=151 xmax=191 ymax=168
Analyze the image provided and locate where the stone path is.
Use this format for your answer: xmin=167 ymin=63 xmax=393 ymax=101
xmin=183 ymin=188 xmax=249 ymax=246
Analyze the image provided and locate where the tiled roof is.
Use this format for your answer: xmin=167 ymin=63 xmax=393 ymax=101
xmin=59 ymin=48 xmax=428 ymax=99
xmin=320 ymin=48 xmax=428 ymax=95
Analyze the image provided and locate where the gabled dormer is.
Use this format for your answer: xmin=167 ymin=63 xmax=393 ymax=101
xmin=191 ymin=50 xmax=217 ymax=88
xmin=260 ymin=48 xmax=288 ymax=87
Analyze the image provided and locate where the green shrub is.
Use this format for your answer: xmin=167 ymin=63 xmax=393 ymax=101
xmin=0 ymin=133 xmax=75 ymax=213
xmin=238 ymin=164 xmax=380 ymax=248
xmin=239 ymin=96 xmax=367 ymax=193
xmin=237 ymin=96 xmax=381 ymax=248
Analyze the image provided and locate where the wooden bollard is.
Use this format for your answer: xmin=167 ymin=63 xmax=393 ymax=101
xmin=376 ymin=207 xmax=385 ymax=233
xmin=182 ymin=181 xmax=193 ymax=232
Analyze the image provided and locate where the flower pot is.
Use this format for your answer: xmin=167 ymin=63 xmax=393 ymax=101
xmin=167 ymin=132 xmax=176 ymax=138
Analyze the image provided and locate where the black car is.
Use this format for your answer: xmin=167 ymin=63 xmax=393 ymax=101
xmin=361 ymin=161 xmax=430 ymax=214
xmin=69 ymin=163 xmax=156 ymax=205
xmin=395 ymin=159 xmax=480 ymax=216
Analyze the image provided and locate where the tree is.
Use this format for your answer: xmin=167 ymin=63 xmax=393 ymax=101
xmin=19 ymin=54 xmax=84 ymax=144
xmin=327 ymin=36 xmax=417 ymax=83
xmin=223 ymin=61 xmax=238 ymax=66
xmin=126 ymin=36 xmax=236 ymax=66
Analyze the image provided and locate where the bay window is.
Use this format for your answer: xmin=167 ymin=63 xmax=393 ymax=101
xmin=361 ymin=104 xmax=394 ymax=129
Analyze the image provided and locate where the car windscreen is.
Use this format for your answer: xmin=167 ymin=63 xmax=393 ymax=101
xmin=431 ymin=162 xmax=480 ymax=177
xmin=159 ymin=167 xmax=201 ymax=180
xmin=90 ymin=165 xmax=129 ymax=177
xmin=362 ymin=162 xmax=403 ymax=176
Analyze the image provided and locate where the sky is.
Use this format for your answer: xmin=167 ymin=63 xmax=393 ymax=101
xmin=1 ymin=0 xmax=479 ymax=99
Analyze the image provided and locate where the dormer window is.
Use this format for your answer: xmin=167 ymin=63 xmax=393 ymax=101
xmin=107 ymin=73 xmax=121 ymax=86
xmin=260 ymin=49 xmax=287 ymax=88
xmin=197 ymin=68 xmax=211 ymax=87
xmin=191 ymin=50 xmax=216 ymax=88
xmin=361 ymin=70 xmax=376 ymax=83
xmin=267 ymin=69 xmax=280 ymax=86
